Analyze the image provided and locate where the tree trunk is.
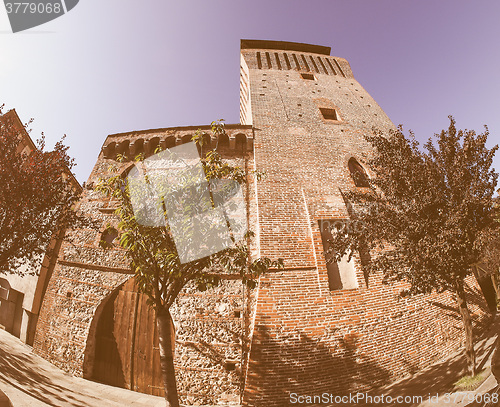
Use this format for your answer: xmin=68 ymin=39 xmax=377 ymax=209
xmin=455 ymin=278 xmax=476 ymax=376
xmin=157 ymin=307 xmax=179 ymax=407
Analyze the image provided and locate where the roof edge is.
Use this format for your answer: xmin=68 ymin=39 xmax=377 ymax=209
xmin=106 ymin=123 xmax=253 ymax=139
xmin=241 ymin=39 xmax=331 ymax=56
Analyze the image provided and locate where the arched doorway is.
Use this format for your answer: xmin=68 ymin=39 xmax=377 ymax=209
xmin=91 ymin=278 xmax=167 ymax=397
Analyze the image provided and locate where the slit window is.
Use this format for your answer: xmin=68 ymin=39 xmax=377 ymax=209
xmin=319 ymin=220 xmax=359 ymax=290
xmin=317 ymin=57 xmax=328 ymax=75
xmin=274 ymin=53 xmax=282 ymax=70
xmin=301 ymin=54 xmax=310 ymax=71
xmin=348 ymin=158 xmax=370 ymax=187
xmin=265 ymin=52 xmax=272 ymax=69
xmin=309 ymin=55 xmax=319 ymax=73
xmin=320 ymin=107 xmax=339 ymax=121
xmin=326 ymin=58 xmax=337 ymax=75
xmin=284 ymin=53 xmax=292 ymax=70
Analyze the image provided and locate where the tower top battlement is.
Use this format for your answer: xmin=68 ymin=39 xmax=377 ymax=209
xmin=241 ymin=39 xmax=331 ymax=55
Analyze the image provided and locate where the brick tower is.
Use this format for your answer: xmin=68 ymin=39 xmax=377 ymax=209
xmin=238 ymin=40 xmax=488 ymax=406
xmin=32 ymin=40 xmax=489 ymax=407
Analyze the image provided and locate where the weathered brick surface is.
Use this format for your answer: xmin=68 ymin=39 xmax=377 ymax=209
xmin=239 ymin=42 xmax=491 ymax=406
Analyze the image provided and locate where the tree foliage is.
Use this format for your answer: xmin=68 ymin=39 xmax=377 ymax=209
xmin=329 ymin=117 xmax=498 ymax=374
xmin=0 ymin=106 xmax=87 ymax=274
xmin=96 ymin=121 xmax=283 ymax=406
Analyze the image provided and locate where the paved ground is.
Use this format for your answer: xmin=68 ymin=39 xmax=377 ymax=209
xmin=1 ymin=317 xmax=500 ymax=407
xmin=0 ymin=329 xmax=165 ymax=407
xmin=374 ymin=315 xmax=500 ymax=407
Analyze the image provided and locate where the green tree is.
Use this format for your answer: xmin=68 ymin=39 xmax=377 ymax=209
xmin=97 ymin=122 xmax=283 ymax=407
xmin=0 ymin=106 xmax=87 ymax=274
xmin=328 ymin=117 xmax=498 ymax=375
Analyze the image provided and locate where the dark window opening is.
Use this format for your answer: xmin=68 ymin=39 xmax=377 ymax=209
xmin=284 ymin=53 xmax=292 ymax=70
xmin=265 ymin=52 xmax=272 ymax=69
xmin=301 ymin=72 xmax=315 ymax=81
xmin=317 ymin=57 xmax=328 ymax=75
xmin=309 ymin=55 xmax=320 ymax=73
xmin=326 ymin=58 xmax=337 ymax=75
xmin=348 ymin=158 xmax=370 ymax=187
xmin=300 ymin=54 xmax=310 ymax=71
xmin=318 ymin=219 xmax=359 ymax=291
xmin=274 ymin=53 xmax=282 ymax=70
xmin=320 ymin=107 xmax=339 ymax=121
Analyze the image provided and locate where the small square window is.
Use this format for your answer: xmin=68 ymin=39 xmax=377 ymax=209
xmin=320 ymin=108 xmax=339 ymax=121
xmin=301 ymin=72 xmax=315 ymax=80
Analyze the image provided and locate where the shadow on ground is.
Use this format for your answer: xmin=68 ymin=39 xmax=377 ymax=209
xmin=0 ymin=330 xmax=104 ymax=407
xmin=373 ymin=314 xmax=499 ymax=407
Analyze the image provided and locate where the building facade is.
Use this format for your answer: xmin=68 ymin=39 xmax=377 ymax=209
xmin=30 ymin=40 xmax=491 ymax=406
xmin=0 ymin=109 xmax=71 ymax=347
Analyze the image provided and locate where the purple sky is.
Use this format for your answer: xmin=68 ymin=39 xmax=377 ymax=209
xmin=1 ymin=0 xmax=500 ymax=183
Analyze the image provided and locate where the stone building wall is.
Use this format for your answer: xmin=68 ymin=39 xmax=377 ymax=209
xmin=33 ymin=125 xmax=260 ymax=405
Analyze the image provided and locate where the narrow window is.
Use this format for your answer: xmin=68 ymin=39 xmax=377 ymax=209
xmin=326 ymin=58 xmax=337 ymax=75
xmin=300 ymin=54 xmax=310 ymax=71
xmin=309 ymin=55 xmax=319 ymax=73
xmin=292 ymin=54 xmax=301 ymax=70
xmin=274 ymin=53 xmax=282 ymax=70
xmin=348 ymin=158 xmax=370 ymax=187
xmin=320 ymin=107 xmax=339 ymax=121
xmin=317 ymin=57 xmax=328 ymax=75
xmin=265 ymin=52 xmax=272 ymax=69
xmin=333 ymin=58 xmax=346 ymax=77
xmin=283 ymin=53 xmax=292 ymax=70
xmin=256 ymin=52 xmax=262 ymax=69
xmin=318 ymin=220 xmax=359 ymax=290
xmin=301 ymin=72 xmax=315 ymax=81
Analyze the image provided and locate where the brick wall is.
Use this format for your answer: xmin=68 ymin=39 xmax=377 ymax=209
xmin=240 ymin=42 xmax=491 ymax=406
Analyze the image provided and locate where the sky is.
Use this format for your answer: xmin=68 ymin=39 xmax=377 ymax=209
xmin=1 ymin=0 xmax=500 ymax=183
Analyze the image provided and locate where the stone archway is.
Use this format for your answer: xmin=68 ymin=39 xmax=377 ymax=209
xmin=89 ymin=277 xmax=168 ymax=397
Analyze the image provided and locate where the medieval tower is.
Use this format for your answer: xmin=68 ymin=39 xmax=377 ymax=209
xmin=29 ymin=40 xmax=489 ymax=406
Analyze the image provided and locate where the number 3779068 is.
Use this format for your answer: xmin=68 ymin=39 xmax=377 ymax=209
xmin=5 ymin=3 xmax=62 ymax=14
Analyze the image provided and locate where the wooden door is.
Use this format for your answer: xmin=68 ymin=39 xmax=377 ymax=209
xmin=92 ymin=278 xmax=165 ymax=396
